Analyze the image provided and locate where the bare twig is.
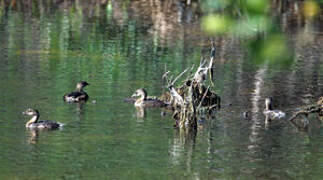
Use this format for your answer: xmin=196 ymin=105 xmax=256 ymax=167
xmin=162 ymin=71 xmax=170 ymax=81
xmin=197 ymin=86 xmax=210 ymax=109
xmin=289 ymin=110 xmax=308 ymax=121
xmin=172 ymin=68 xmax=189 ymax=85
xmin=169 ymin=86 xmax=184 ymax=106
xmin=184 ymin=65 xmax=195 ymax=82
xmin=210 ymin=39 xmax=216 ymax=59
xmin=208 ymin=57 xmax=215 ymax=86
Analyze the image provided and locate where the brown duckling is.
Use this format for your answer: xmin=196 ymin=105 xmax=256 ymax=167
xmin=131 ymin=88 xmax=167 ymax=107
xmin=63 ymin=81 xmax=89 ymax=102
xmin=23 ymin=108 xmax=63 ymax=130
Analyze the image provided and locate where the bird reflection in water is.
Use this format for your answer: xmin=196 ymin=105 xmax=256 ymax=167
xmin=28 ymin=129 xmax=39 ymax=144
xmin=134 ymin=106 xmax=147 ymax=119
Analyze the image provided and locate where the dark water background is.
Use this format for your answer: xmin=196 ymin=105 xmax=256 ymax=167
xmin=0 ymin=1 xmax=322 ymax=179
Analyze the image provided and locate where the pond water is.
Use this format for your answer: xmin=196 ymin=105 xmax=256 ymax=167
xmin=0 ymin=1 xmax=322 ymax=179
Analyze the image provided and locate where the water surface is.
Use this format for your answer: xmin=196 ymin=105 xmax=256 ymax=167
xmin=0 ymin=1 xmax=322 ymax=179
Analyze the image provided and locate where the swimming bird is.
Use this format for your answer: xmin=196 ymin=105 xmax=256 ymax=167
xmin=63 ymin=81 xmax=89 ymax=102
xmin=263 ymin=97 xmax=285 ymax=121
xmin=23 ymin=108 xmax=62 ymax=130
xmin=131 ymin=88 xmax=166 ymax=107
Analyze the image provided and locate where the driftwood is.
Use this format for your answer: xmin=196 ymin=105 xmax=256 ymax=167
xmin=288 ymin=97 xmax=323 ymax=130
xmin=160 ymin=41 xmax=220 ymax=130
xmin=289 ymin=96 xmax=323 ymax=121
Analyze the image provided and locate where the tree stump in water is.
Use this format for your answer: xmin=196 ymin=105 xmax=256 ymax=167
xmin=161 ymin=60 xmax=221 ymax=130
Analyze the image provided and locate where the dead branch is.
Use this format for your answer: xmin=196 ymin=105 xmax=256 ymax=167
xmin=169 ymin=85 xmax=184 ymax=107
xmin=197 ymin=86 xmax=210 ymax=109
xmin=172 ymin=68 xmax=189 ymax=85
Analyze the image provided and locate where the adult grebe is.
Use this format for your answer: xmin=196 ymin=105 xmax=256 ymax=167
xmin=23 ymin=108 xmax=62 ymax=129
xmin=63 ymin=81 xmax=89 ymax=102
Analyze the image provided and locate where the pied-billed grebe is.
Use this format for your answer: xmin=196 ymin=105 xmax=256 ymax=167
xmin=131 ymin=88 xmax=166 ymax=107
xmin=63 ymin=81 xmax=89 ymax=102
xmin=263 ymin=97 xmax=285 ymax=120
xmin=23 ymin=108 xmax=62 ymax=129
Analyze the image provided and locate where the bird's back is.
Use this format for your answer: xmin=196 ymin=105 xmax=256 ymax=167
xmin=142 ymin=98 xmax=167 ymax=107
xmin=63 ymin=91 xmax=88 ymax=102
xmin=28 ymin=120 xmax=62 ymax=130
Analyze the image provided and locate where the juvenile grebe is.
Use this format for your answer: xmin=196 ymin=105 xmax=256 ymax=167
xmin=263 ymin=97 xmax=285 ymax=121
xmin=23 ymin=108 xmax=62 ymax=129
xmin=63 ymin=81 xmax=89 ymax=102
xmin=131 ymin=89 xmax=166 ymax=107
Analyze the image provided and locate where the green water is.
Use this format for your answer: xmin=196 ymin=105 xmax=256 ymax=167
xmin=0 ymin=1 xmax=323 ymax=180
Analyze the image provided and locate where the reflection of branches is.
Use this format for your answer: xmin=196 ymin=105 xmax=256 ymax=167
xmin=290 ymin=115 xmax=309 ymax=132
xmin=170 ymin=128 xmax=196 ymax=173
xmin=288 ymin=97 xmax=322 ymax=130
